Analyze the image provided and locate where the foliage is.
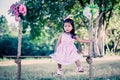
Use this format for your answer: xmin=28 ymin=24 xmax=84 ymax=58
xmin=0 ymin=35 xmax=54 ymax=58
xmin=79 ymin=0 xmax=120 ymax=55
xmin=0 ymin=15 xmax=9 ymax=36
xmin=0 ymin=35 xmax=17 ymax=58
xmin=23 ymin=0 xmax=76 ymax=39
xmin=0 ymin=0 xmax=119 ymax=56
xmin=106 ymin=12 xmax=120 ymax=54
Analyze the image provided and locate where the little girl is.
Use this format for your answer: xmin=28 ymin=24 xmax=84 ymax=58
xmin=50 ymin=18 xmax=90 ymax=75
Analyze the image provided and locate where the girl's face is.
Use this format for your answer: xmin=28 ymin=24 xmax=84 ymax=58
xmin=63 ymin=22 xmax=73 ymax=33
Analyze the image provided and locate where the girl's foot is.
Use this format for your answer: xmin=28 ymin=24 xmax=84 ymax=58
xmin=77 ymin=67 xmax=84 ymax=72
xmin=57 ymin=69 xmax=62 ymax=75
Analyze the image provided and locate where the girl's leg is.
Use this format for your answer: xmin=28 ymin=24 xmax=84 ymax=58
xmin=75 ymin=60 xmax=84 ymax=72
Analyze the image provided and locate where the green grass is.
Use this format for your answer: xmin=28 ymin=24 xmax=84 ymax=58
xmin=0 ymin=56 xmax=120 ymax=80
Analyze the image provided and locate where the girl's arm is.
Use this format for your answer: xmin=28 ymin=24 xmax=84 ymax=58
xmin=54 ymin=34 xmax=62 ymax=52
xmin=74 ymin=35 xmax=90 ymax=43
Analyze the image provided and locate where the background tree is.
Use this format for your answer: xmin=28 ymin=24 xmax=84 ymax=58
xmin=106 ymin=11 xmax=120 ymax=54
xmin=0 ymin=15 xmax=9 ymax=37
xmin=78 ymin=0 xmax=120 ymax=56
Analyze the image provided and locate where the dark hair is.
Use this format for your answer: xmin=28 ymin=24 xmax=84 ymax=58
xmin=63 ymin=18 xmax=76 ymax=38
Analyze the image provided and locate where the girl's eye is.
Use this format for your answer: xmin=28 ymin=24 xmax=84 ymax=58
xmin=64 ymin=26 xmax=67 ymax=27
xmin=65 ymin=25 xmax=70 ymax=27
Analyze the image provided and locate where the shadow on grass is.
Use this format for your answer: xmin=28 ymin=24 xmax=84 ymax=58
xmin=94 ymin=75 xmax=120 ymax=80
xmin=34 ymin=75 xmax=120 ymax=80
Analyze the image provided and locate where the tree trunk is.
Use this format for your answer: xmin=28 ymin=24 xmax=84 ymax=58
xmin=95 ymin=13 xmax=105 ymax=56
xmin=88 ymin=19 xmax=94 ymax=80
xmin=97 ymin=27 xmax=105 ymax=56
xmin=113 ymin=39 xmax=119 ymax=55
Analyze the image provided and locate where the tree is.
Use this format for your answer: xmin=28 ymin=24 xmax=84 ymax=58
xmin=0 ymin=15 xmax=9 ymax=37
xmin=23 ymin=0 xmax=76 ymax=39
xmin=107 ymin=12 xmax=120 ymax=54
xmin=78 ymin=0 xmax=120 ymax=55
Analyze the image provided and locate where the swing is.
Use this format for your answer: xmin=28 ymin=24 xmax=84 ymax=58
xmin=10 ymin=0 xmax=104 ymax=80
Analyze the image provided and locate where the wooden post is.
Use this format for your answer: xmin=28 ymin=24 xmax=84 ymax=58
xmin=89 ymin=0 xmax=94 ymax=80
xmin=12 ymin=0 xmax=23 ymax=80
xmin=15 ymin=1 xmax=24 ymax=80
xmin=86 ymin=19 xmax=93 ymax=80
xmin=89 ymin=19 xmax=93 ymax=80
xmin=15 ymin=21 xmax=22 ymax=80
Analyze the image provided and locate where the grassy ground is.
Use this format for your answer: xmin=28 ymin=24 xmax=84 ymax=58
xmin=0 ymin=55 xmax=120 ymax=80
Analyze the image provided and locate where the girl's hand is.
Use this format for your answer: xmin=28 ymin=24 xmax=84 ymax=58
xmin=90 ymin=38 xmax=96 ymax=43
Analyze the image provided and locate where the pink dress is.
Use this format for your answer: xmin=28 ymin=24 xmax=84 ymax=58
xmin=50 ymin=33 xmax=82 ymax=65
